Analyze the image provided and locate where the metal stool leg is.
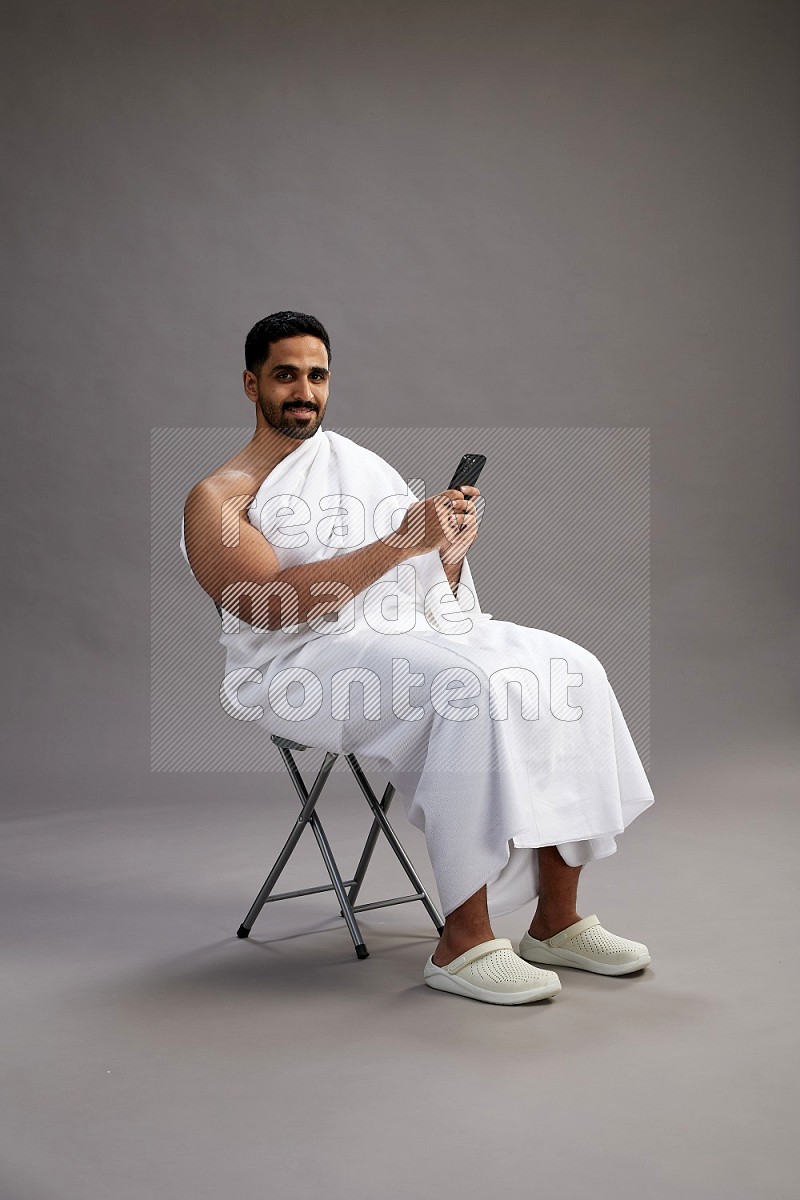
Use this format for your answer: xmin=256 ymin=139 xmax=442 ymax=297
xmin=279 ymin=748 xmax=370 ymax=957
xmin=345 ymin=754 xmax=445 ymax=935
xmin=306 ymin=810 xmax=369 ymax=959
xmin=346 ymin=781 xmax=396 ymax=908
xmin=236 ymin=747 xmax=338 ymax=938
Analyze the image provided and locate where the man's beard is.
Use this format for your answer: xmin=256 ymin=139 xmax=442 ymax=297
xmin=258 ymin=394 xmax=321 ymax=441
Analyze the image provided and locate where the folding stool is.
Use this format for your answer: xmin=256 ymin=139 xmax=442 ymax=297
xmin=197 ymin=601 xmax=443 ymax=958
xmin=236 ymin=734 xmax=445 ymax=958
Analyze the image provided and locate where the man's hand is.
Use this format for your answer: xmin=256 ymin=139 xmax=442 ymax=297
xmin=393 ymin=484 xmax=479 ymax=554
xmin=439 ymin=484 xmax=481 ymax=567
xmin=391 ymin=484 xmax=482 ymax=593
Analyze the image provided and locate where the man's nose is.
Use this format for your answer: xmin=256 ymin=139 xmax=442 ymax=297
xmin=293 ymin=378 xmax=316 ymax=403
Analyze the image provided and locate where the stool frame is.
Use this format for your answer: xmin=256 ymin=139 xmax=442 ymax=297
xmin=236 ymin=734 xmax=445 ymax=959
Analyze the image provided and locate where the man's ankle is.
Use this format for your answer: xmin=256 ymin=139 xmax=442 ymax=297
xmin=528 ymin=912 xmax=581 ymax=939
xmin=432 ymin=927 xmax=495 ymax=966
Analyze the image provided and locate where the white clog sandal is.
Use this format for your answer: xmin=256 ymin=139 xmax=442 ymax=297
xmin=519 ymin=915 xmax=651 ymax=976
xmin=423 ymin=937 xmax=561 ymax=1005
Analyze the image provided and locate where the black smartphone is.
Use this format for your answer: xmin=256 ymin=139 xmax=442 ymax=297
xmin=448 ymin=453 xmax=486 ymax=494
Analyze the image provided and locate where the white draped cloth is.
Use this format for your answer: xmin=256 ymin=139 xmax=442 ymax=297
xmin=181 ymin=427 xmax=654 ymax=919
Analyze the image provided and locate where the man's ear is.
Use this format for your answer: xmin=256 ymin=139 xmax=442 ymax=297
xmin=243 ymin=369 xmax=258 ymax=404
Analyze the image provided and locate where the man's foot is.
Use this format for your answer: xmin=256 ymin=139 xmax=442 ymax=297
xmin=519 ymin=914 xmax=651 ymax=976
xmin=424 ymin=938 xmax=562 ymax=1005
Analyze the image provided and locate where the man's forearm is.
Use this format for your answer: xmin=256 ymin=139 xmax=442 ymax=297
xmin=440 ymin=554 xmax=464 ymax=594
xmin=249 ymin=534 xmax=418 ymax=629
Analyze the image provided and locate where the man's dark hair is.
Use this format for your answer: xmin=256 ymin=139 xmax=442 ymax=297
xmin=244 ymin=311 xmax=331 ymax=374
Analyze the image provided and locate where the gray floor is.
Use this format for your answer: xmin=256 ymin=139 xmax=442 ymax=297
xmin=2 ymin=741 xmax=797 ymax=1200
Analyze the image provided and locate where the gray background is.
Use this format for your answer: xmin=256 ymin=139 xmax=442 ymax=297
xmin=2 ymin=0 xmax=796 ymax=792
xmin=2 ymin=3 xmax=798 ymax=1199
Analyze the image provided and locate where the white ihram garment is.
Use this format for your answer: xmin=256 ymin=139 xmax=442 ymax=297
xmin=180 ymin=426 xmax=654 ymax=919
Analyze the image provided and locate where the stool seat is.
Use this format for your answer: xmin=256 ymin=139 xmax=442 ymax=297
xmin=270 ymin=736 xmax=311 ymax=752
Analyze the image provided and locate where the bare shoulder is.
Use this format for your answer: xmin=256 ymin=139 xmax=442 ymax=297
xmin=185 ymin=465 xmax=259 ymax=525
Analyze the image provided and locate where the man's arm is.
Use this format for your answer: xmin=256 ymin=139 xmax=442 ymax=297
xmin=183 ymin=475 xmax=436 ymax=630
xmin=440 ymin=556 xmax=464 ymax=593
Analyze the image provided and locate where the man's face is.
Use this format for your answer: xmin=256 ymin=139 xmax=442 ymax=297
xmin=250 ymin=335 xmax=330 ymax=441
